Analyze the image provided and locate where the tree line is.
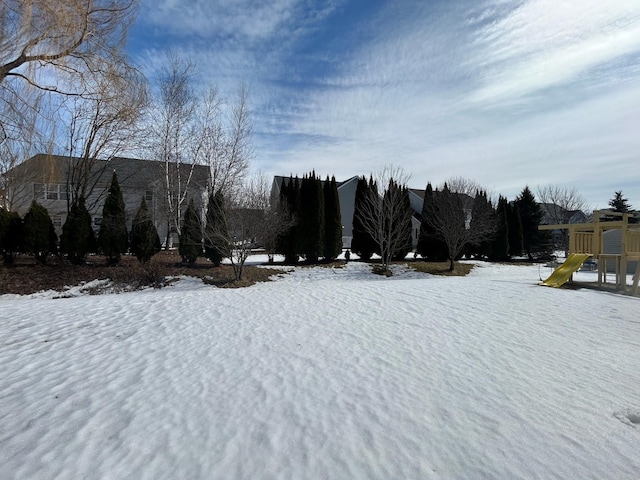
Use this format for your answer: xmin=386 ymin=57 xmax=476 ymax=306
xmin=0 ymin=172 xmax=161 ymax=266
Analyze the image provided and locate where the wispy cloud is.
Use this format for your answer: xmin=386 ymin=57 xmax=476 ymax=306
xmin=131 ymin=0 xmax=640 ymax=208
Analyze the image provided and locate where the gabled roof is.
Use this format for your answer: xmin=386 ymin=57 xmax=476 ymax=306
xmin=7 ymin=154 xmax=211 ymax=189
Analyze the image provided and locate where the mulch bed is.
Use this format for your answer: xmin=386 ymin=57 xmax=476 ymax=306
xmin=0 ymin=251 xmax=285 ymax=295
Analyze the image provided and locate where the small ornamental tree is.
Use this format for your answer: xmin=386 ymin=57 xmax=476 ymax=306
xmin=23 ymin=201 xmax=57 ymax=264
xmin=98 ymin=172 xmax=128 ymax=265
xmin=323 ymin=176 xmax=342 ymax=261
xmin=130 ymin=198 xmax=161 ymax=264
xmin=179 ymin=199 xmax=202 ymax=265
xmin=60 ymin=196 xmax=95 ymax=265
xmin=0 ymin=207 xmax=23 ymax=265
xmin=203 ymin=189 xmax=229 ymax=266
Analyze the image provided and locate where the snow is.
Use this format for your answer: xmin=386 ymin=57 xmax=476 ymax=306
xmin=1 ymin=260 xmax=640 ymax=479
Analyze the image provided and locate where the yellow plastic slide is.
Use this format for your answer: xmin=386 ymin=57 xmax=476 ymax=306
xmin=541 ymin=253 xmax=592 ymax=288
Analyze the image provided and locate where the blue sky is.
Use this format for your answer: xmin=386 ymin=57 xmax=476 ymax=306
xmin=128 ymin=0 xmax=640 ymax=209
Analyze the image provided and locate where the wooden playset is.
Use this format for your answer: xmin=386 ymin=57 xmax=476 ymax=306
xmin=539 ymin=210 xmax=640 ymax=296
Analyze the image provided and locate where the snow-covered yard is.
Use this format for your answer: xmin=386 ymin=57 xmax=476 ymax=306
xmin=1 ymin=261 xmax=639 ymax=479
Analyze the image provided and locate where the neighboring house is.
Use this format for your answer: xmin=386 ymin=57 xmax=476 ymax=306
xmin=271 ymin=176 xmax=424 ymax=249
xmin=539 ymin=203 xmax=588 ymax=249
xmin=3 ymin=154 xmax=210 ymax=246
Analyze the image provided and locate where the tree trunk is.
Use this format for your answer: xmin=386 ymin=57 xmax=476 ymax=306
xmin=449 ymin=257 xmax=455 ymax=271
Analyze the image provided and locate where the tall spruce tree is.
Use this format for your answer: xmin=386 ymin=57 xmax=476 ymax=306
xmin=351 ymin=176 xmax=377 ymax=260
xmin=490 ymin=196 xmax=510 ymax=261
xmin=130 ymin=198 xmax=161 ymax=264
xmin=276 ymin=176 xmax=301 ymax=263
xmin=417 ymin=183 xmax=449 ymax=261
xmin=299 ymin=172 xmax=324 ymax=263
xmin=98 ymin=172 xmax=128 ymax=265
xmin=179 ymin=199 xmax=202 ymax=265
xmin=23 ymin=201 xmax=57 ymax=264
xmin=203 ymin=189 xmax=229 ymax=266
xmin=323 ymin=176 xmax=342 ymax=261
xmin=515 ymin=186 xmax=549 ymax=260
xmin=60 ymin=196 xmax=95 ymax=265
xmin=506 ymin=201 xmax=524 ymax=257
xmin=609 ymin=191 xmax=632 ymax=213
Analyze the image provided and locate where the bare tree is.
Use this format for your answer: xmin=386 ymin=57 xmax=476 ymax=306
xmin=59 ymin=62 xmax=148 ymax=210
xmin=195 ymin=85 xmax=252 ymax=199
xmin=536 ymin=185 xmax=589 ymax=255
xmin=0 ymin=0 xmax=139 ymax=140
xmin=0 ymin=86 xmax=54 ymax=209
xmin=355 ymin=166 xmax=413 ymax=275
xmin=203 ymin=172 xmax=291 ymax=281
xmin=423 ymin=177 xmax=496 ymax=271
xmin=147 ymin=53 xmax=253 ymax=248
xmin=147 ymin=54 xmax=199 ymax=246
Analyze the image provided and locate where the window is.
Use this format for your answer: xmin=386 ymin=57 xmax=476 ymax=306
xmin=51 ymin=215 xmax=62 ymax=228
xmin=34 ymin=183 xmax=68 ymax=201
xmin=145 ymin=190 xmax=153 ymax=202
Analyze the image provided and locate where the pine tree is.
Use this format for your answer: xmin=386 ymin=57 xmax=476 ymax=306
xmin=609 ymin=191 xmax=632 ymax=213
xmin=98 ymin=172 xmax=128 ymax=265
xmin=323 ymin=176 xmax=342 ymax=261
xmin=299 ymin=172 xmax=324 ymax=263
xmin=515 ymin=186 xmax=549 ymax=260
xmin=469 ymin=190 xmax=493 ymax=258
xmin=0 ymin=208 xmax=23 ymax=265
xmin=130 ymin=197 xmax=161 ymax=264
xmin=351 ymin=176 xmax=377 ymax=260
xmin=23 ymin=201 xmax=57 ymax=264
xmin=506 ymin=201 xmax=524 ymax=257
xmin=60 ymin=196 xmax=95 ymax=265
xmin=390 ymin=184 xmax=413 ymax=260
xmin=275 ymin=176 xmax=300 ymax=263
xmin=179 ymin=198 xmax=202 ymax=265
xmin=203 ymin=189 xmax=229 ymax=266
xmin=490 ymin=196 xmax=510 ymax=260
xmin=417 ymin=183 xmax=448 ymax=261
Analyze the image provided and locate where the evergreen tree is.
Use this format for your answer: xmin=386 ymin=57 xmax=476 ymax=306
xmin=23 ymin=201 xmax=57 ymax=264
xmin=515 ymin=186 xmax=549 ymax=260
xmin=469 ymin=190 xmax=493 ymax=258
xmin=490 ymin=196 xmax=510 ymax=260
xmin=60 ymin=196 xmax=95 ymax=265
xmin=98 ymin=172 xmax=128 ymax=265
xmin=351 ymin=176 xmax=377 ymax=260
xmin=609 ymin=191 xmax=632 ymax=213
xmin=0 ymin=208 xmax=23 ymax=265
xmin=506 ymin=201 xmax=524 ymax=257
xmin=130 ymin=197 xmax=161 ymax=264
xmin=276 ymin=176 xmax=301 ymax=263
xmin=417 ymin=183 xmax=449 ymax=261
xmin=179 ymin=198 xmax=202 ymax=265
xmin=390 ymin=184 xmax=413 ymax=260
xmin=298 ymin=172 xmax=324 ymax=263
xmin=203 ymin=189 xmax=229 ymax=266
xmin=323 ymin=176 xmax=342 ymax=261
